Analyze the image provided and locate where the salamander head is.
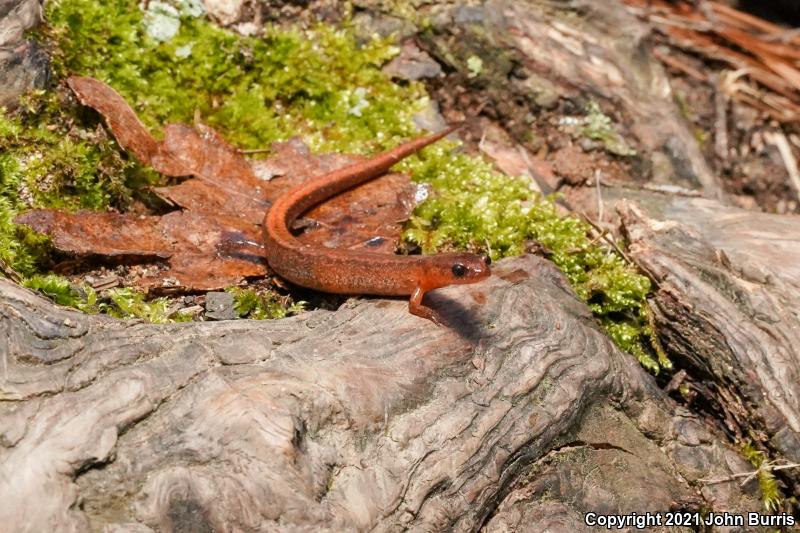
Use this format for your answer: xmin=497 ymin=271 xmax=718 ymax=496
xmin=421 ymin=253 xmax=491 ymax=290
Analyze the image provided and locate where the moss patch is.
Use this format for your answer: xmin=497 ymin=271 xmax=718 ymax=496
xmin=101 ymin=287 xmax=189 ymax=323
xmin=0 ymin=0 xmax=666 ymax=370
xmin=45 ymin=0 xmax=425 ymax=153
xmin=402 ymin=147 xmax=667 ymax=371
xmin=742 ymin=441 xmax=783 ymax=512
xmin=21 ymin=274 xmax=193 ymax=322
xmin=228 ymin=287 xmax=305 ymax=320
xmin=0 ymin=93 xmax=130 ymax=277
xmin=23 ymin=273 xmax=96 ymax=310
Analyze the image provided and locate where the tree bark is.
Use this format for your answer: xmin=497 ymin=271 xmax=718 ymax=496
xmin=569 ymin=183 xmax=800 ymax=490
xmin=401 ymin=0 xmax=727 ymax=199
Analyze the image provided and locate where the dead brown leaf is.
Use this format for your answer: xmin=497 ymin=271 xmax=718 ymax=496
xmin=17 ymin=209 xmax=266 ymax=290
xmin=16 ymin=77 xmax=419 ymax=291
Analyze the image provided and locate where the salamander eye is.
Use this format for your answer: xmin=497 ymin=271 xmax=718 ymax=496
xmin=482 ymin=255 xmax=491 ymax=266
xmin=452 ymin=263 xmax=467 ymax=277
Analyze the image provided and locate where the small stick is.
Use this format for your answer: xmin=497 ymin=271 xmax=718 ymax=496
xmin=652 ymin=48 xmax=708 ymax=82
xmin=595 ymin=169 xmax=604 ymax=223
xmin=713 ymin=75 xmax=730 ymax=164
xmin=237 ymin=147 xmax=273 ymax=154
xmin=699 ymin=462 xmax=800 ymax=485
xmin=764 ymin=130 xmax=800 ymax=202
xmin=0 ymin=258 xmax=22 ymax=284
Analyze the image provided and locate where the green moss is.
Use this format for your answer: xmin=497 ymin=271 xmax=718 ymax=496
xmin=46 ymin=0 xmax=425 ymax=153
xmin=23 ymin=273 xmax=97 ymax=310
xmin=402 ymin=145 xmax=666 ymax=371
xmin=22 ymin=274 xmax=185 ymax=321
xmin=101 ymin=287 xmax=175 ymax=323
xmin=742 ymin=441 xmax=783 ymax=512
xmin=228 ymin=287 xmax=305 ymax=320
xmin=603 ymin=321 xmax=663 ymax=373
xmin=24 ymin=272 xmax=222 ymax=323
xmin=0 ymin=194 xmax=51 ymax=278
xmin=0 ymin=97 xmax=131 ymax=277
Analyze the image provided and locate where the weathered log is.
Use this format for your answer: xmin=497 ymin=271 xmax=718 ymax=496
xmin=568 ymin=183 xmax=800 ymax=490
xmin=394 ymin=0 xmax=727 ymax=199
xmin=0 ymin=256 xmax=761 ymax=531
xmin=624 ymin=195 xmax=800 ymax=463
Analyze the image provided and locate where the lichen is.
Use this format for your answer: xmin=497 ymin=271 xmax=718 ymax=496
xmin=1 ymin=0 xmax=665 ymax=370
xmin=466 ymin=55 xmax=484 ymax=77
xmin=565 ymin=101 xmax=637 ymax=157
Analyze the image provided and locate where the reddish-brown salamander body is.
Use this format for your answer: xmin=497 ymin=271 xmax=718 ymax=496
xmin=263 ymin=127 xmax=491 ymax=325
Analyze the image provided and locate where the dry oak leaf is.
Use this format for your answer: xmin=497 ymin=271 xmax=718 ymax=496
xmin=15 ymin=77 xmax=419 ymax=290
xmin=16 ymin=209 xmax=265 ymax=291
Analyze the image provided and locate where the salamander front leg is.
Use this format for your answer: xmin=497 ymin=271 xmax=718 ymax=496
xmin=409 ymin=287 xmax=444 ymax=326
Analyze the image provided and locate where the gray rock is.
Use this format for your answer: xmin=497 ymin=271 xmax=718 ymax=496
xmin=204 ymin=291 xmax=238 ymax=320
xmin=0 ymin=40 xmax=49 ymax=108
xmin=351 ymin=12 xmax=417 ymax=41
xmin=0 ymin=0 xmax=48 ymax=108
xmin=453 ymin=5 xmax=485 ymax=25
xmin=0 ymin=0 xmax=41 ymax=46
xmin=382 ymin=41 xmax=442 ymax=81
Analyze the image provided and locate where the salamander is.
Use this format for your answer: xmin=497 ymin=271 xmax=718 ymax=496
xmin=263 ymin=127 xmax=491 ymax=325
